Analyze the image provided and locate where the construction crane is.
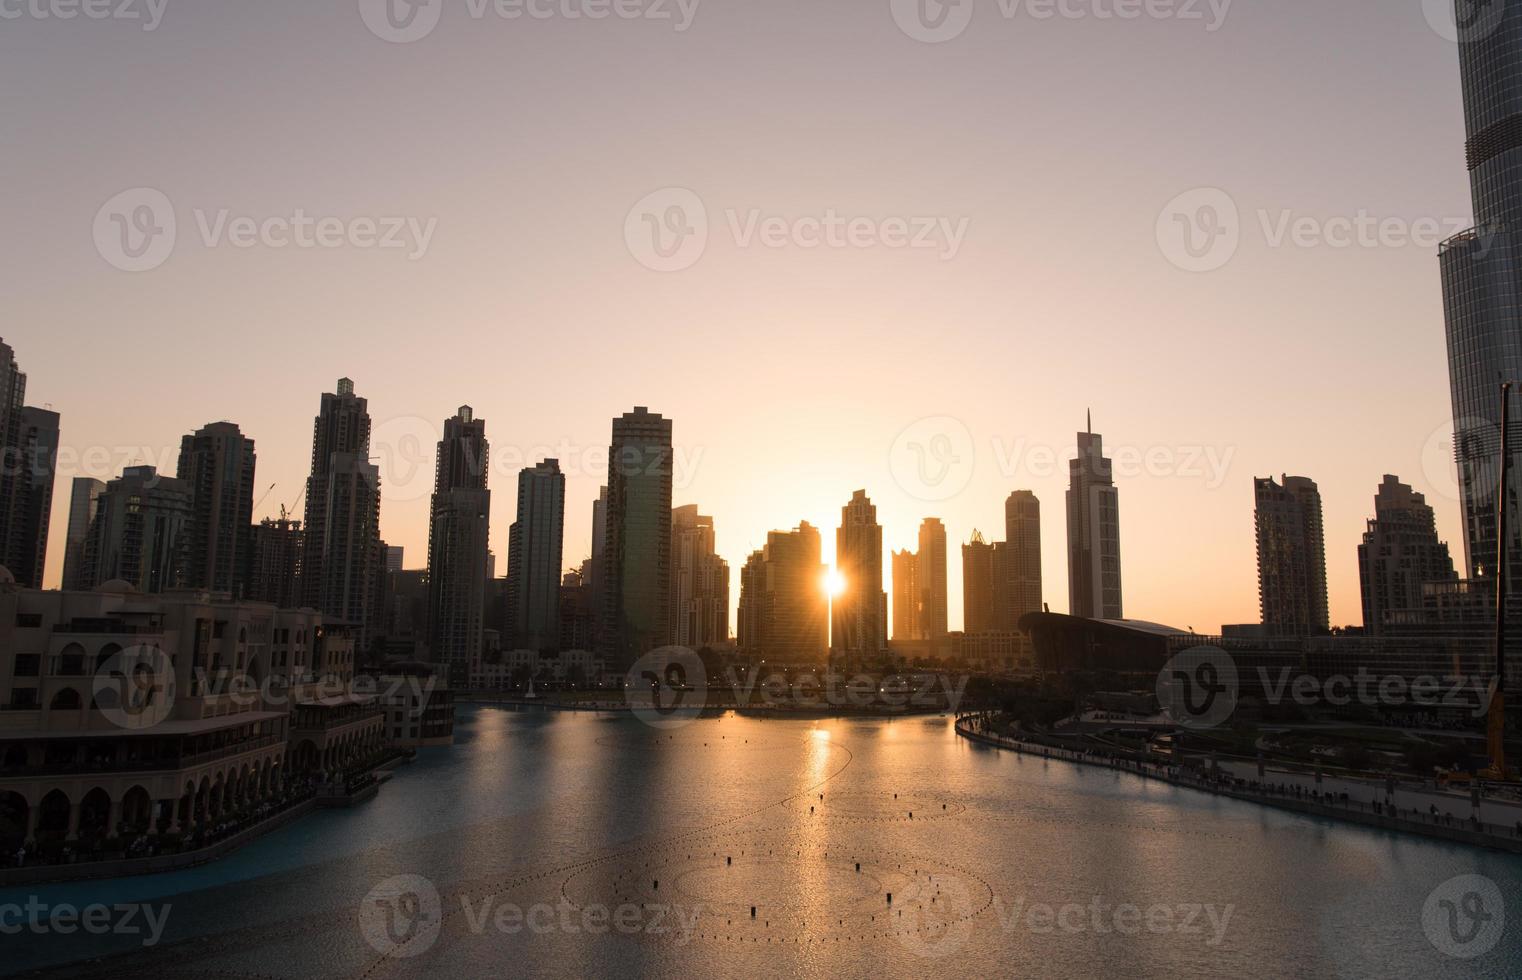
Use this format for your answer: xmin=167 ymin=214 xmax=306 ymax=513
xmin=278 ymin=486 xmax=306 ymax=525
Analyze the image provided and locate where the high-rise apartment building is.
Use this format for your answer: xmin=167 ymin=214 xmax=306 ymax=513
xmin=670 ymin=504 xmax=729 ymax=648
xmin=1001 ymin=490 xmax=1043 ymax=628
xmin=1358 ymin=475 xmax=1458 ymax=634
xmin=0 ymin=341 xmax=58 ymax=589
xmin=507 ymin=458 xmax=565 ymax=652
xmin=892 ymin=548 xmax=921 ymax=640
xmin=62 ymin=477 xmax=105 ymax=591
xmin=249 ymin=517 xmax=304 ymax=609
xmin=737 ymin=522 xmax=828 ymax=660
xmin=301 ymin=379 xmax=382 ymax=645
xmin=428 ymin=407 xmax=491 ymax=684
xmin=962 ymin=531 xmax=996 ymax=634
xmin=917 ymin=517 xmax=948 ymax=639
xmin=1067 ymin=418 xmax=1122 ymax=620
xmin=177 ymin=421 xmax=256 ymax=596
xmin=598 ymin=408 xmax=673 ymax=670
xmin=833 ymin=490 xmax=885 ymax=655
xmin=83 ymin=466 xmax=191 ymax=593
xmin=1255 ymin=475 xmax=1329 ymax=635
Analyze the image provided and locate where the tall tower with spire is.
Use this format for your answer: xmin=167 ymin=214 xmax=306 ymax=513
xmin=1066 ymin=415 xmax=1122 ymax=620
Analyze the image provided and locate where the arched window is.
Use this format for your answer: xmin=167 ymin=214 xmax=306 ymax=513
xmin=49 ymin=688 xmax=82 ymax=710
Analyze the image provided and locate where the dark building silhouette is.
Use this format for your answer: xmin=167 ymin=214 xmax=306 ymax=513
xmin=737 ymin=522 xmax=828 ymax=660
xmin=177 ymin=421 xmax=256 ymax=596
xmin=1067 ymin=417 xmax=1122 ymax=620
xmin=301 ymin=378 xmax=382 ymax=646
xmin=833 ymin=490 xmax=885 ymax=655
xmin=598 ymin=408 xmax=673 ymax=671
xmin=1255 ymin=475 xmax=1329 ymax=635
xmin=62 ymin=477 xmax=104 ymax=591
xmin=0 ymin=341 xmax=58 ymax=588
xmin=427 ymin=406 xmax=490 ymax=685
xmin=249 ymin=517 xmax=304 ymax=609
xmin=83 ymin=466 xmax=190 ymax=593
xmin=1358 ymin=475 xmax=1458 ymax=634
xmin=507 ymin=459 xmax=565 ymax=652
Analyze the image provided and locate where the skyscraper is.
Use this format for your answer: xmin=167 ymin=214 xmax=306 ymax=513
xmin=833 ymin=490 xmax=885 ymax=655
xmin=177 ymin=421 xmax=256 ymax=596
xmin=670 ymin=504 xmax=729 ymax=649
xmin=917 ymin=517 xmax=949 ymax=639
xmin=84 ymin=466 xmax=191 ymax=593
xmin=737 ymin=522 xmax=828 ymax=660
xmin=598 ymin=408 xmax=673 ymax=670
xmin=387 ymin=546 xmax=405 ymax=573
xmin=62 ymin=477 xmax=105 ymax=591
xmin=0 ymin=341 xmax=57 ymax=589
xmin=1255 ymin=475 xmax=1329 ymax=635
xmin=8 ymin=407 xmax=58 ymax=590
xmin=1358 ymin=475 xmax=1458 ymax=634
xmin=892 ymin=548 xmax=921 ymax=640
xmin=1441 ymin=2 xmax=1522 ymax=583
xmin=1066 ymin=416 xmax=1122 ymax=620
xmin=249 ymin=517 xmax=304 ymax=609
xmin=1002 ymin=490 xmax=1043 ymax=627
xmin=302 ymin=379 xmax=382 ymax=644
xmin=962 ymin=531 xmax=996 ymax=634
xmin=507 ymin=458 xmax=565 ymax=652
xmin=428 ymin=406 xmax=491 ymax=684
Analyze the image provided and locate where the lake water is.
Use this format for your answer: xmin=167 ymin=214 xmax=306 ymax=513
xmin=5 ymin=704 xmax=1520 ymax=978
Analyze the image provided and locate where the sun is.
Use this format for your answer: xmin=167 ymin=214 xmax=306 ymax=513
xmin=824 ymin=568 xmax=847 ymax=597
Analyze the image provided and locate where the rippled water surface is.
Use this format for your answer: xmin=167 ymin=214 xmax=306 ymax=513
xmin=6 ymin=705 xmax=1520 ymax=978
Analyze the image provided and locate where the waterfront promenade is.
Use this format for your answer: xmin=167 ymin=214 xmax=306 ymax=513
xmin=955 ymin=715 xmax=1522 ymax=855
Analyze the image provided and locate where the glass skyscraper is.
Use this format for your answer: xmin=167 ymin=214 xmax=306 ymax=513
xmin=1441 ymin=3 xmax=1522 ymax=581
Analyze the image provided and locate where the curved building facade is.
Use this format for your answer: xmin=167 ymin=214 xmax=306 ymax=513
xmin=1442 ymin=2 xmax=1522 ymax=581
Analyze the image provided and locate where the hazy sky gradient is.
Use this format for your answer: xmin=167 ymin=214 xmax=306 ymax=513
xmin=2 ymin=0 xmax=1478 ymax=633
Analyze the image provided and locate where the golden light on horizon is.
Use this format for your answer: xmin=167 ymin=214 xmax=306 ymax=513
xmin=824 ymin=568 xmax=847 ymax=598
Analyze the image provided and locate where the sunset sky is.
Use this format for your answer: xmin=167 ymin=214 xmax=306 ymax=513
xmin=3 ymin=0 xmax=1477 ymax=633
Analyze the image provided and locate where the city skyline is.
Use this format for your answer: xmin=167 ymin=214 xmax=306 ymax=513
xmin=18 ymin=355 xmax=1480 ymax=636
